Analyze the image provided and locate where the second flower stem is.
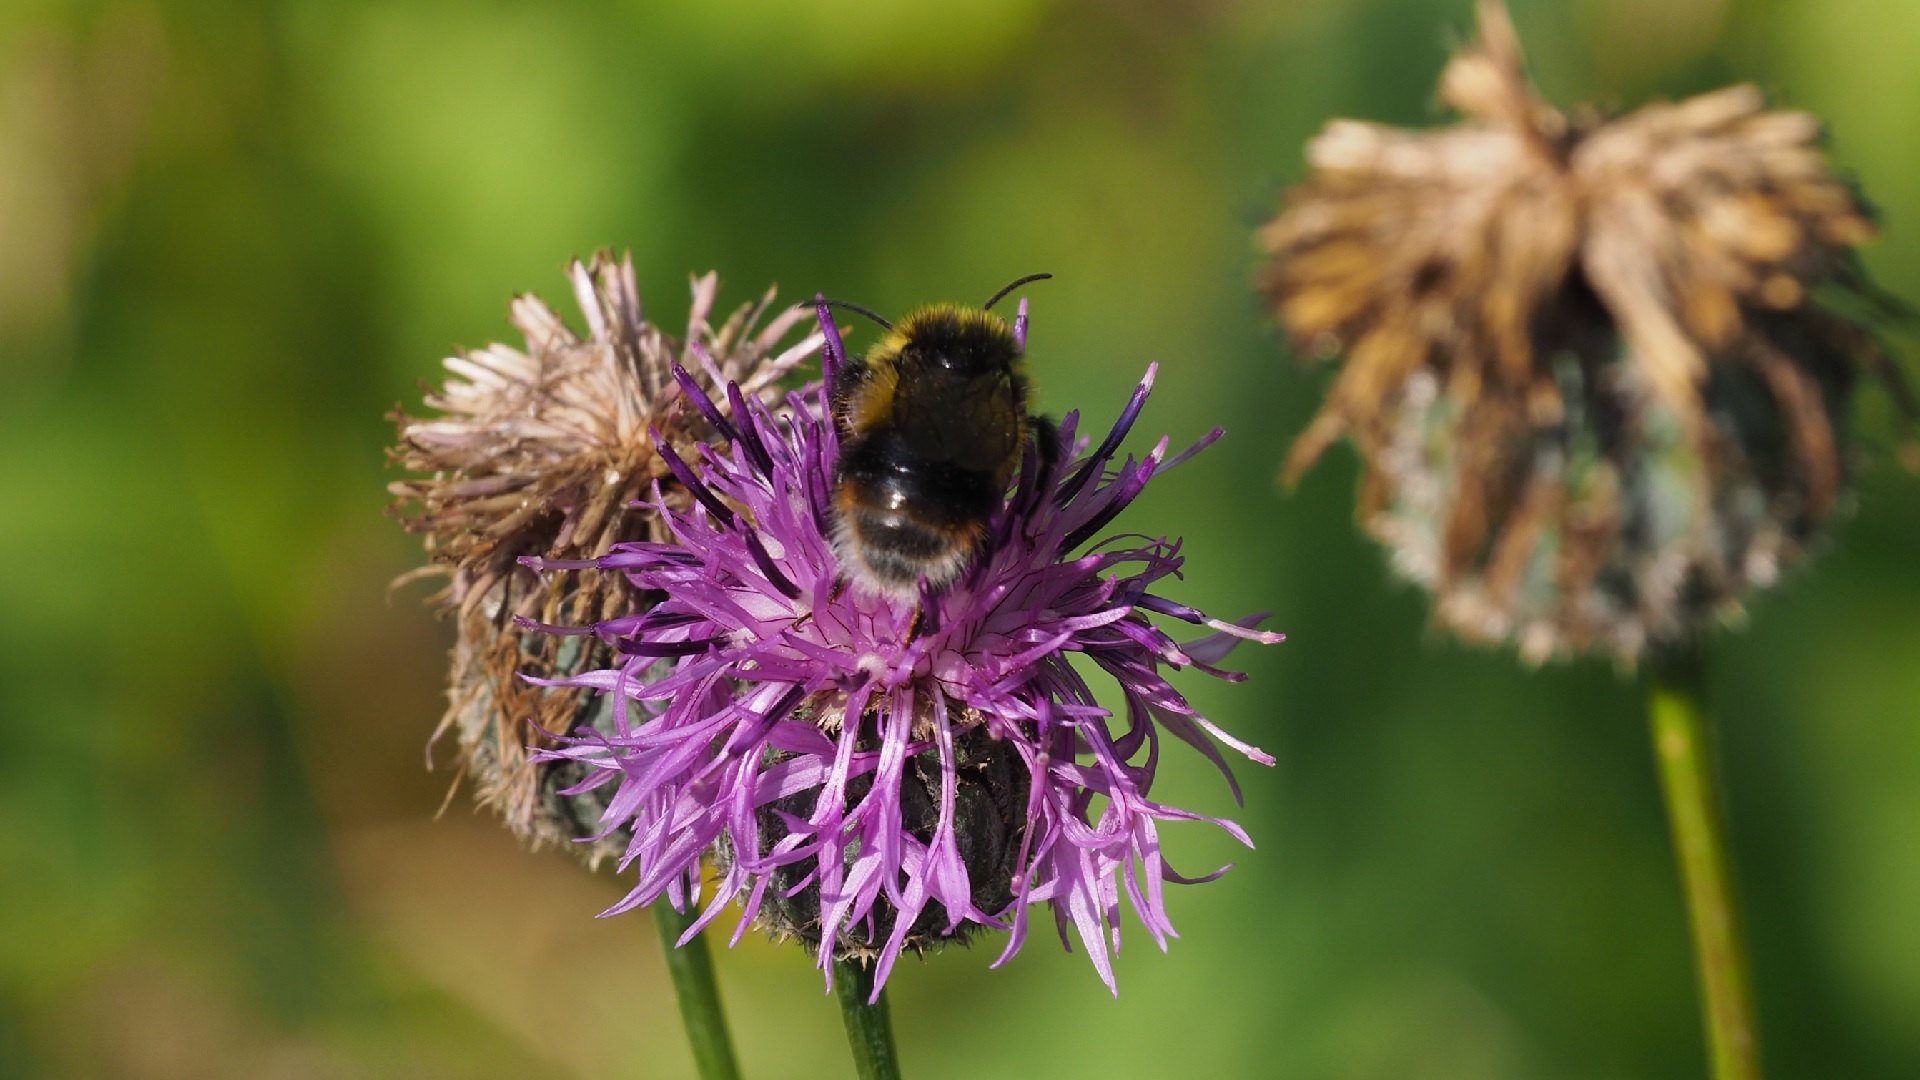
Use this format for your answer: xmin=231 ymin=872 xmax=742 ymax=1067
xmin=834 ymin=958 xmax=903 ymax=1080
xmin=1648 ymin=649 xmax=1762 ymax=1080
xmin=653 ymin=901 xmax=743 ymax=1080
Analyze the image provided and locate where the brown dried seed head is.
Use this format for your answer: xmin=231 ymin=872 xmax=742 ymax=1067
xmin=388 ymin=252 xmax=821 ymax=856
xmin=1261 ymin=0 xmax=1914 ymax=664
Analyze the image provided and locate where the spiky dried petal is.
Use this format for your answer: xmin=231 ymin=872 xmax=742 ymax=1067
xmin=388 ymin=253 xmax=821 ymax=854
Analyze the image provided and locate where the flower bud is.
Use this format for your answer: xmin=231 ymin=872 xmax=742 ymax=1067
xmin=388 ymin=253 xmax=819 ymax=855
xmin=1261 ymin=1 xmax=1915 ymax=663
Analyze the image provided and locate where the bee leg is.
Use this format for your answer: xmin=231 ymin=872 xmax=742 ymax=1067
xmin=1033 ymin=414 xmax=1061 ymax=485
xmin=905 ymin=580 xmax=943 ymax=643
xmin=794 ymin=576 xmax=847 ymax=631
xmin=905 ymin=605 xmax=943 ymax=643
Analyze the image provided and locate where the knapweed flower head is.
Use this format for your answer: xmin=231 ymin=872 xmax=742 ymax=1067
xmin=388 ymin=252 xmax=820 ymax=854
xmin=1260 ymin=1 xmax=1915 ymax=663
xmin=523 ymin=300 xmax=1281 ymax=997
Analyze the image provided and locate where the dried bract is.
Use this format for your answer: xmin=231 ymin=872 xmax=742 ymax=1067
xmin=1260 ymin=0 xmax=1913 ymax=662
xmin=388 ymin=253 xmax=820 ymax=854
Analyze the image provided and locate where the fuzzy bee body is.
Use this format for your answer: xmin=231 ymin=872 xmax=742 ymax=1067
xmin=829 ymin=299 xmax=1054 ymax=601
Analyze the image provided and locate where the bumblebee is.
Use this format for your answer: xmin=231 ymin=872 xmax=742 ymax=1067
xmin=826 ymin=273 xmax=1057 ymax=601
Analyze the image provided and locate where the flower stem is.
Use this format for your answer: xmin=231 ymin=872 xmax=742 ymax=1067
xmin=834 ymin=958 xmax=903 ymax=1080
xmin=1648 ymin=648 xmax=1762 ymax=1080
xmin=652 ymin=902 xmax=743 ymax=1080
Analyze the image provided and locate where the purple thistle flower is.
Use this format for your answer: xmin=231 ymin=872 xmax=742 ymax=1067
xmin=522 ymin=301 xmax=1282 ymax=999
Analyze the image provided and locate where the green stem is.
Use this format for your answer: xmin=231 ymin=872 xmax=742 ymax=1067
xmin=653 ymin=902 xmax=743 ymax=1080
xmin=834 ymin=958 xmax=903 ymax=1080
xmin=1648 ymin=649 xmax=1762 ymax=1080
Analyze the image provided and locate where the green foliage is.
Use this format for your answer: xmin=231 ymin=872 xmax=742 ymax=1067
xmin=2 ymin=0 xmax=1916 ymax=1076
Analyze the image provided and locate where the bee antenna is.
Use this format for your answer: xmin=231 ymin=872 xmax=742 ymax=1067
xmin=821 ymin=298 xmax=894 ymax=331
xmin=982 ymin=272 xmax=1053 ymax=312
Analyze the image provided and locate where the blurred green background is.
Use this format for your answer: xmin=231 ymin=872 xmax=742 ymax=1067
xmin=4 ymin=0 xmax=1918 ymax=1076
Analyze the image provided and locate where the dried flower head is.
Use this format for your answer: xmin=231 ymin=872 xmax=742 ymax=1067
xmin=523 ymin=301 xmax=1281 ymax=997
xmin=1260 ymin=0 xmax=1915 ymax=663
xmin=388 ymin=253 xmax=821 ymax=854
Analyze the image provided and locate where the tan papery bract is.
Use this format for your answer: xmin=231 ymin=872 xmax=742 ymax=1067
xmin=389 ymin=252 xmax=821 ymax=856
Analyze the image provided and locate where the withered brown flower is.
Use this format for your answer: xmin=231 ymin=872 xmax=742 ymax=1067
xmin=1260 ymin=0 xmax=1914 ymax=663
xmin=388 ymin=252 xmax=820 ymax=856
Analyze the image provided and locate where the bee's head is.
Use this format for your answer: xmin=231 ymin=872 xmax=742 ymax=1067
xmin=822 ymin=273 xmax=1052 ymax=375
xmin=894 ymin=306 xmax=1020 ymax=378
